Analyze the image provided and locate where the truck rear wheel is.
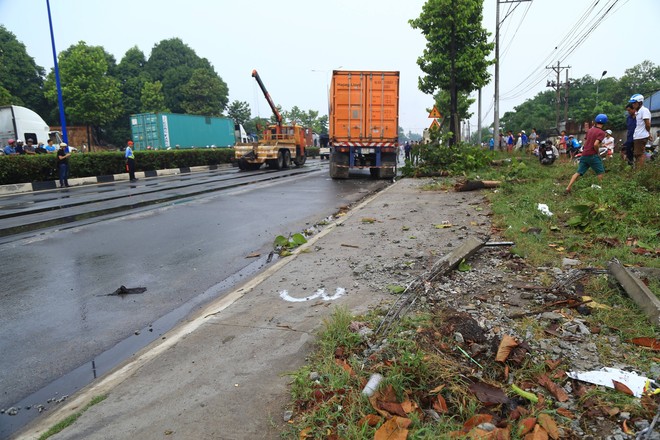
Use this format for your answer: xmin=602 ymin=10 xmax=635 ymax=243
xmin=293 ymin=148 xmax=306 ymax=167
xmin=283 ymin=150 xmax=291 ymax=168
xmin=329 ymin=152 xmax=349 ymax=179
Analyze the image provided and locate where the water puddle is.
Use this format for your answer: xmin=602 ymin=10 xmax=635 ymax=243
xmin=0 ymin=253 xmax=275 ymax=439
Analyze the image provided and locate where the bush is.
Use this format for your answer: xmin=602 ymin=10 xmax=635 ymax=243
xmin=0 ymin=148 xmax=236 ymax=185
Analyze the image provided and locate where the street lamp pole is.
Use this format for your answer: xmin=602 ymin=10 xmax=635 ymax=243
xmin=46 ymin=0 xmax=68 ymax=145
xmin=596 ymin=70 xmax=607 ymax=107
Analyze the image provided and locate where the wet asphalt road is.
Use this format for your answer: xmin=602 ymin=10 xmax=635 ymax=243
xmin=0 ymin=162 xmax=389 ymax=436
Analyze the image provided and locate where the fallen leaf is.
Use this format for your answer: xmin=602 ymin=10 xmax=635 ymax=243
xmin=374 ymin=416 xmax=411 ymax=440
xmin=463 ymin=414 xmax=493 ymax=432
xmin=622 ymin=420 xmax=633 ymax=434
xmin=537 ymin=374 xmax=569 ymax=402
xmin=629 ymin=337 xmax=660 ymax=351
xmin=555 ymin=407 xmax=575 ymax=419
xmin=537 ymin=413 xmax=559 ymax=439
xmin=467 ymin=427 xmax=497 ymax=439
xmin=517 ymin=417 xmax=536 ymax=436
xmin=469 ymin=382 xmax=508 ymax=405
xmin=545 ymin=359 xmax=561 ymax=370
xmin=496 ymin=335 xmax=519 ymax=362
xmin=612 ymin=380 xmax=634 ymax=396
xmin=334 ymin=358 xmax=354 ymax=376
xmin=524 ymin=424 xmax=548 ymax=440
xmin=358 ymin=414 xmax=381 ymax=427
xmin=362 ymin=217 xmax=377 ymax=223
xmin=429 ymin=384 xmax=445 ymax=394
xmin=299 ymin=427 xmax=312 ymax=439
xmin=245 ymin=252 xmax=260 ymax=258
xmin=379 ymin=401 xmax=407 ymax=418
xmin=434 ymin=223 xmax=453 ymax=229
xmin=432 ymin=394 xmax=448 ymax=413
xmin=401 ymin=399 xmax=418 ymax=414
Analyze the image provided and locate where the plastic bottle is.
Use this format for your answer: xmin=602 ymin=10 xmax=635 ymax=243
xmin=361 ymin=373 xmax=383 ymax=396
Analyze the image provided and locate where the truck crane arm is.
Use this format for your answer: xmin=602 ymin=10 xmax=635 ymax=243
xmin=251 ymin=69 xmax=282 ymax=126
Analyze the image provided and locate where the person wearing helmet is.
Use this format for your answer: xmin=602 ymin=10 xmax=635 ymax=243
xmin=565 ymin=114 xmax=608 ymax=193
xmin=600 ymin=129 xmax=615 ymax=158
xmin=567 ymin=135 xmax=581 ymax=161
xmin=629 ymin=93 xmax=652 ymax=167
xmin=125 ymin=140 xmax=138 ymax=182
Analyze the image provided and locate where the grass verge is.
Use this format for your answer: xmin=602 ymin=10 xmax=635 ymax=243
xmin=38 ymin=394 xmax=107 ymax=440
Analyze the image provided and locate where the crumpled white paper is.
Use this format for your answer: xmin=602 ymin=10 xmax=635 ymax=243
xmin=537 ymin=203 xmax=553 ymax=217
xmin=566 ymin=367 xmax=655 ymax=398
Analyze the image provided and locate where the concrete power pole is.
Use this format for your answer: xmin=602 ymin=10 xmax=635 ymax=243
xmin=546 ymin=61 xmax=570 ymax=133
xmin=494 ymin=0 xmax=532 ymax=140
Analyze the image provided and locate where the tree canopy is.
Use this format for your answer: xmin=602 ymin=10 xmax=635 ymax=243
xmin=410 ymin=0 xmax=493 ymax=145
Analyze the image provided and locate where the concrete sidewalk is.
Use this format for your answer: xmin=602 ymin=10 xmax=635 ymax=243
xmin=15 ymin=178 xmax=493 ymax=440
xmin=0 ymin=164 xmax=232 ymax=196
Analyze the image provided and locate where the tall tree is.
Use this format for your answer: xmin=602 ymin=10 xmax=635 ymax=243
xmin=0 ymin=25 xmax=48 ymax=116
xmin=140 ymin=81 xmax=169 ymax=113
xmin=227 ymin=101 xmax=252 ymax=126
xmin=410 ymin=0 xmax=493 ymax=145
xmin=44 ymin=41 xmax=123 ymax=141
xmin=145 ymin=38 xmax=228 ymax=114
xmin=180 ymin=69 xmax=228 ymax=116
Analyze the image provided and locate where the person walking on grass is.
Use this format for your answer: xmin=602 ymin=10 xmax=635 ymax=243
xmin=565 ymin=114 xmax=608 ymax=194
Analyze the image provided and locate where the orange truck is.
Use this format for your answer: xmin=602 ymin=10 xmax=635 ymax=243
xmin=328 ymin=70 xmax=400 ymax=179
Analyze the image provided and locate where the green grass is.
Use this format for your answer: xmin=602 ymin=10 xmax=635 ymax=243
xmin=283 ymin=152 xmax=659 ymax=439
xmin=38 ymin=394 xmax=107 ymax=440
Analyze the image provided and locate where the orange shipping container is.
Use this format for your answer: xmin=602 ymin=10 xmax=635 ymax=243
xmin=329 ymin=70 xmax=399 ymax=145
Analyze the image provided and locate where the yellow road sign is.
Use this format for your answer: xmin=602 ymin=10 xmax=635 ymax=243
xmin=429 ymin=119 xmax=440 ymax=130
xmin=428 ymin=106 xmax=442 ymax=119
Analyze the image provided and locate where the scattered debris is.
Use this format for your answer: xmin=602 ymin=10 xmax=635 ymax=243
xmin=454 ymin=180 xmax=501 ymax=192
xmin=566 ymin=367 xmax=656 ymax=398
xmin=107 ymin=285 xmax=147 ymax=296
xmin=537 ymin=203 xmax=553 ymax=217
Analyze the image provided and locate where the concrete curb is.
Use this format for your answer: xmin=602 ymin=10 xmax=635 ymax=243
xmin=608 ymin=261 xmax=660 ymax=326
xmin=0 ymin=164 xmax=233 ymax=196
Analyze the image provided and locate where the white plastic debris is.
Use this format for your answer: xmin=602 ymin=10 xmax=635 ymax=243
xmin=537 ymin=203 xmax=553 ymax=217
xmin=362 ymin=373 xmax=384 ymax=396
xmin=566 ymin=367 xmax=656 ymax=398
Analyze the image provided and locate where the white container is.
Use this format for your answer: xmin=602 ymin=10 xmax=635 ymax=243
xmin=361 ymin=373 xmax=384 ymax=396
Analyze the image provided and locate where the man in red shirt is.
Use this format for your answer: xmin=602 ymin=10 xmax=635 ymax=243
xmin=565 ymin=114 xmax=608 ymax=193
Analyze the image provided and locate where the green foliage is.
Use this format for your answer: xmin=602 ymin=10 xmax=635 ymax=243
xmin=226 ymin=101 xmax=252 ymax=126
xmin=140 ymin=81 xmax=169 ymax=113
xmin=44 ymin=42 xmax=123 ymax=127
xmin=0 ymin=149 xmax=235 ymax=185
xmin=410 ymin=0 xmax=493 ymax=144
xmin=566 ymin=199 xmax=611 ymax=231
xmin=0 ymin=25 xmax=48 ymax=116
xmin=401 ymin=140 xmax=493 ymax=177
xmin=274 ymin=233 xmax=308 ymax=256
xmin=38 ymin=394 xmax=107 ymax=440
xmin=180 ymin=69 xmax=229 ymax=116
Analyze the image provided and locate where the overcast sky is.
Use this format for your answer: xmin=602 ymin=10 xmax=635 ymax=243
xmin=1 ymin=0 xmax=658 ymax=135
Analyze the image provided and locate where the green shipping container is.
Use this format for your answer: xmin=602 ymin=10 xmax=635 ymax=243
xmin=130 ymin=112 xmax=236 ymax=150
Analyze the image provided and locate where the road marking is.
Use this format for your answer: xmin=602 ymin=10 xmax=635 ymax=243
xmin=279 ymin=287 xmax=346 ymax=302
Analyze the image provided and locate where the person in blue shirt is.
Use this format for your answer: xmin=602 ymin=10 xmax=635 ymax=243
xmin=45 ymin=139 xmax=57 ymax=153
xmin=567 ymin=135 xmax=581 ymax=160
xmin=622 ymin=102 xmax=636 ymax=165
xmin=3 ymin=139 xmax=18 ymax=155
xmin=125 ymin=140 xmax=137 ymax=182
xmin=488 ymin=137 xmax=494 ymax=151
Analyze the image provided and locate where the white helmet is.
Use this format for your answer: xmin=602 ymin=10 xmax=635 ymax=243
xmin=629 ymin=94 xmax=644 ymax=103
xmin=606 ymin=130 xmax=612 ymax=135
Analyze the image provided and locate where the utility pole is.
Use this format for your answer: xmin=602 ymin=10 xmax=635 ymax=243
xmin=477 ymin=88 xmax=482 ymax=145
xmin=546 ymin=61 xmax=570 ymax=132
xmin=564 ymin=69 xmax=569 ymax=125
xmin=494 ymin=0 xmax=532 ymax=142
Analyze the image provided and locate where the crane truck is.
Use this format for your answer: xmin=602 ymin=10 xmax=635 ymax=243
xmin=328 ymin=70 xmax=400 ymax=179
xmin=234 ymin=70 xmax=310 ymax=170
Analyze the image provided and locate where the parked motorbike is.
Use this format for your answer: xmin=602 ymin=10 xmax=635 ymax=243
xmin=539 ymin=142 xmax=557 ymax=165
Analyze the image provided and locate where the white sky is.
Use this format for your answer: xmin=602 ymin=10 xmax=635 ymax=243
xmin=1 ymin=0 xmax=658 ymax=135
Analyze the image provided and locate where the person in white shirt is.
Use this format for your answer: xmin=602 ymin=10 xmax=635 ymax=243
xmin=600 ymin=129 xmax=615 ymax=159
xmin=629 ymin=93 xmax=652 ymax=167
